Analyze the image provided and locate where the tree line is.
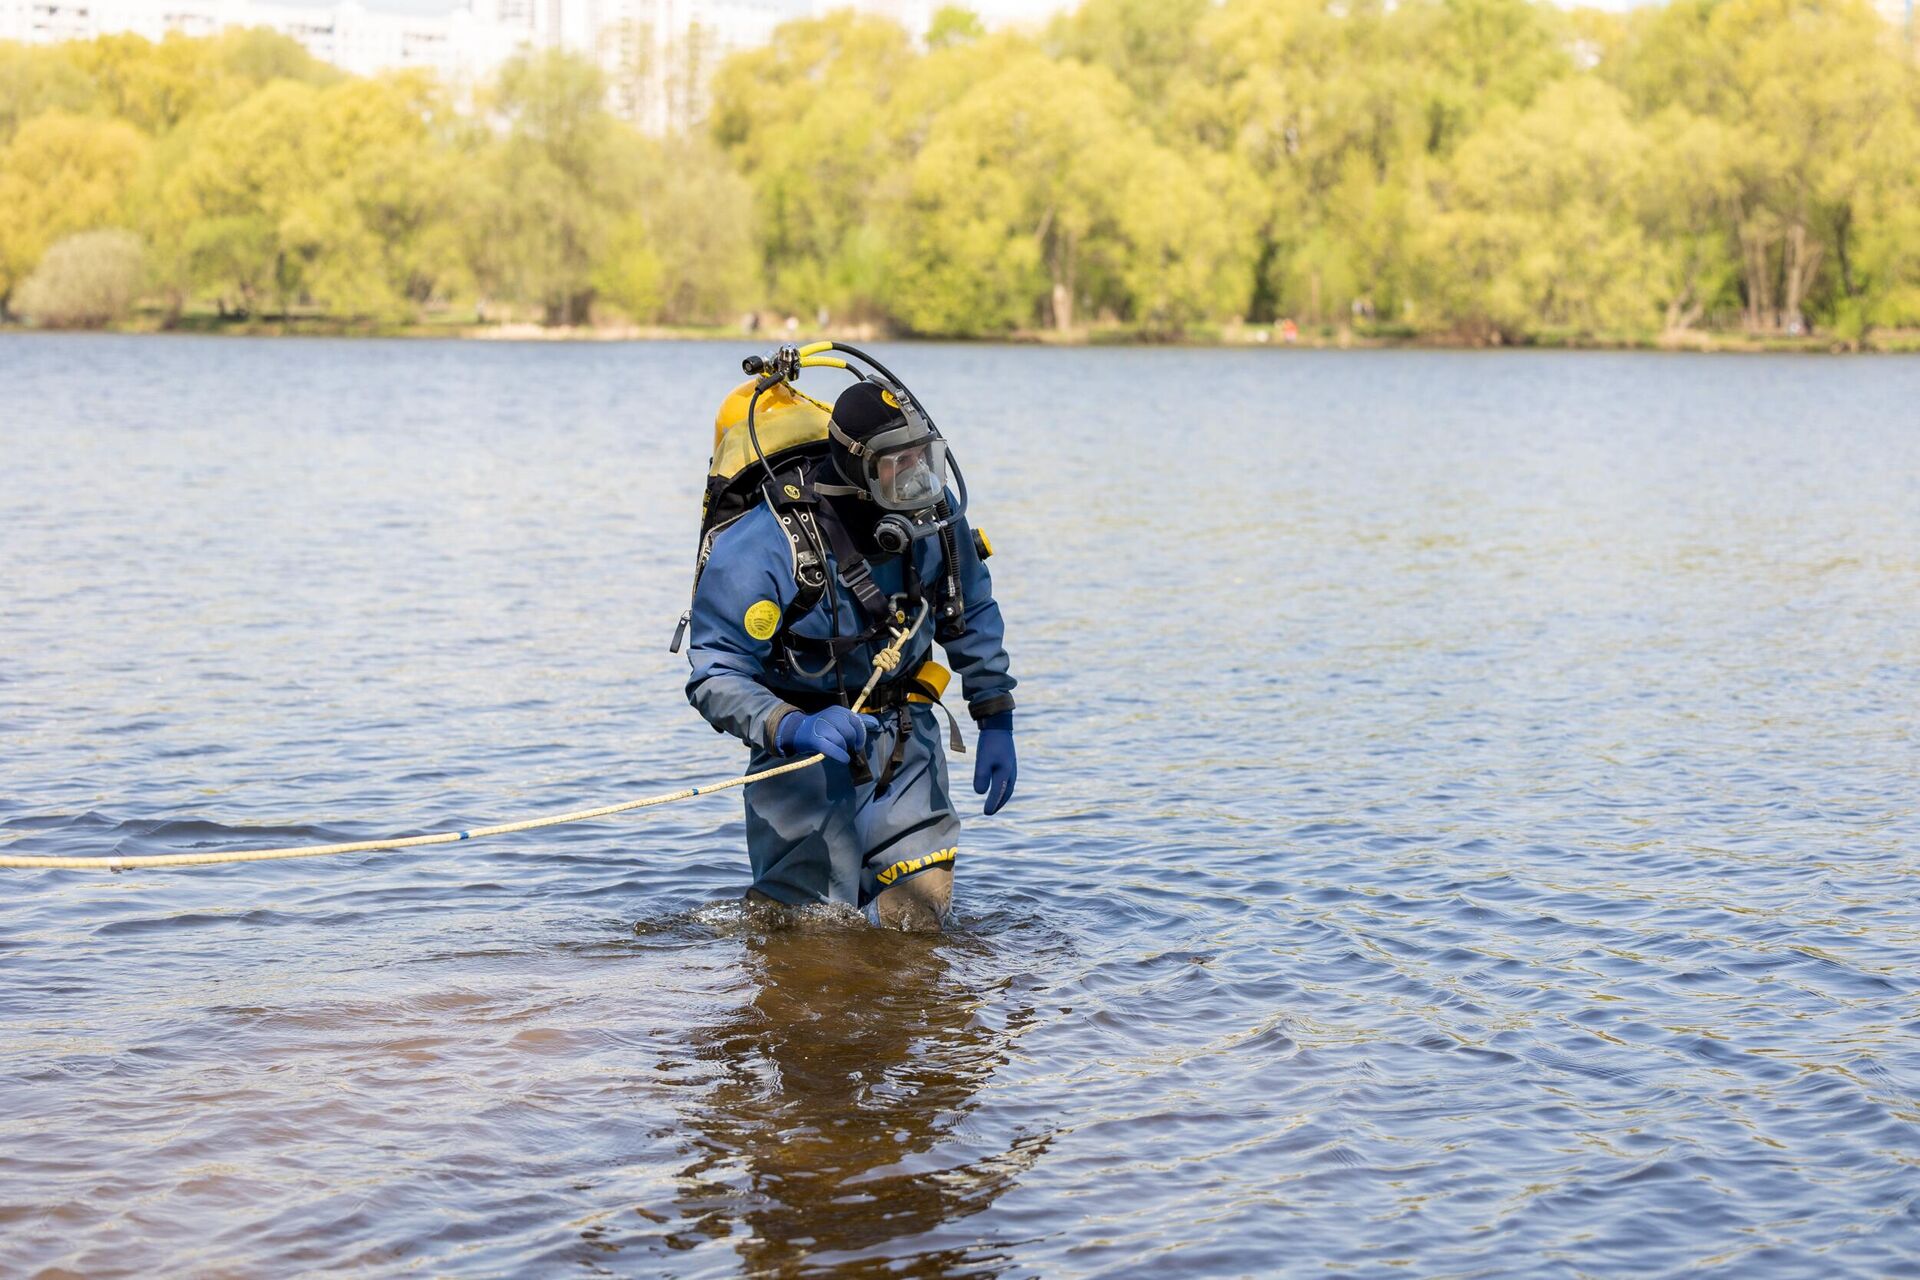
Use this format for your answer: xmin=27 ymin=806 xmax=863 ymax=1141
xmin=2 ymin=0 xmax=1916 ymax=342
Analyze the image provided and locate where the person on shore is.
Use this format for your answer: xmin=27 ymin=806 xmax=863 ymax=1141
xmin=682 ymin=376 xmax=1017 ymax=930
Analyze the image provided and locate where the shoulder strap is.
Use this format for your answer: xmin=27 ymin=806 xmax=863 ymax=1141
xmin=813 ymin=498 xmax=896 ymax=627
xmin=763 ymin=471 xmax=827 ymax=626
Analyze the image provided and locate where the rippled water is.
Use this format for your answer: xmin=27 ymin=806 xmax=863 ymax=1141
xmin=4 ymin=335 xmax=1919 ymax=1277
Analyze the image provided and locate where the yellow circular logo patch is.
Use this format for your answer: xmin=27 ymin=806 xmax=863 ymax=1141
xmin=783 ymin=484 xmax=802 ymax=500
xmin=744 ymin=599 xmax=782 ymax=641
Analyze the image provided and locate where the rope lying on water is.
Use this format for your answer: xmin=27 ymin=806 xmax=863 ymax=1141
xmin=1 ymin=605 xmax=927 ymax=873
xmin=0 ymin=758 xmax=825 ymax=872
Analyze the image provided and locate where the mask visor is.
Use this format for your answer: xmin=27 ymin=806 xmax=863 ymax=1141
xmin=866 ymin=434 xmax=947 ymax=511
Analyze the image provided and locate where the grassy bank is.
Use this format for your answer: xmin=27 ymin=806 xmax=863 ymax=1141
xmin=15 ymin=310 xmax=1915 ymax=354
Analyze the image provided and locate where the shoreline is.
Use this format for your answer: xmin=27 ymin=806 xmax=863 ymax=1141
xmin=4 ymin=317 xmax=1915 ymax=354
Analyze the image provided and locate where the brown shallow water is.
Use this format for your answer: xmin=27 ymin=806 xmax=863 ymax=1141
xmin=3 ymin=336 xmax=1920 ymax=1277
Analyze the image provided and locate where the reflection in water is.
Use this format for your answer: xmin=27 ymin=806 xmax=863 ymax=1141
xmin=668 ymin=910 xmax=1048 ymax=1276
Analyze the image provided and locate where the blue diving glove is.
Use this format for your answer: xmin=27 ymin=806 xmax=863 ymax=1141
xmin=973 ymin=711 xmax=1017 ymax=816
xmin=775 ymin=706 xmax=881 ymax=764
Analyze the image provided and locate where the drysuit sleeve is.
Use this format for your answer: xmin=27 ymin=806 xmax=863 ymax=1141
xmin=684 ymin=511 xmax=802 ymax=752
xmin=937 ymin=514 xmax=1017 ymax=722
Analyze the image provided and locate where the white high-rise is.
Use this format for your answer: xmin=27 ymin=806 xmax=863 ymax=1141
xmin=0 ymin=0 xmax=941 ymax=116
xmin=0 ymin=0 xmax=534 ymax=80
xmin=593 ymin=0 xmax=807 ymax=130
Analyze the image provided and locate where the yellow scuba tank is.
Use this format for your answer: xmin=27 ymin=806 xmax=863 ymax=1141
xmin=709 ymin=379 xmax=833 ymax=484
xmin=672 ymin=378 xmax=837 ymax=654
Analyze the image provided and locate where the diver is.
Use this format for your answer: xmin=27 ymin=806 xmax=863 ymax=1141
xmin=680 ymin=351 xmax=1017 ymax=930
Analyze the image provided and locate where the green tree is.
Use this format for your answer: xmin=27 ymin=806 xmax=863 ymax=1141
xmin=709 ymin=12 xmax=914 ymax=318
xmin=895 ymin=54 xmax=1237 ymax=334
xmin=1051 ymin=0 xmax=1211 ymax=110
xmin=1721 ymin=0 xmax=1917 ymax=332
xmin=61 ymin=28 xmax=339 ymax=136
xmin=1112 ymin=146 xmax=1260 ymax=330
xmin=1180 ymin=0 xmax=1387 ymax=321
xmin=1402 ymin=0 xmax=1572 ymax=153
xmin=638 ymin=137 xmax=757 ymax=323
xmin=1601 ymin=0 xmax=1919 ymax=334
xmin=927 ymin=6 xmax=987 ymax=50
xmin=0 ymin=111 xmax=146 ymax=316
xmin=1637 ymin=107 xmax=1742 ymax=332
xmin=0 ymin=42 xmax=95 ymax=143
xmin=63 ymin=33 xmax=210 ymax=134
xmin=592 ymin=138 xmax=756 ymax=325
xmin=592 ymin=216 xmax=664 ymax=321
xmin=157 ymin=80 xmax=320 ymax=315
xmin=1173 ymin=0 xmax=1572 ymax=325
xmin=301 ymin=72 xmax=464 ymax=316
xmin=1416 ymin=78 xmax=1664 ymax=339
xmin=470 ymin=50 xmax=645 ymax=324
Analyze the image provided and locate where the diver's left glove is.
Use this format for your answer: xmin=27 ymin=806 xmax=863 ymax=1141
xmin=774 ymin=705 xmax=881 ymax=765
xmin=973 ymin=711 xmax=1016 ymax=816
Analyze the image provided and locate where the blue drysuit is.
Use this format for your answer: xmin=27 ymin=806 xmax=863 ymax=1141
xmin=685 ymin=500 xmax=1015 ymax=907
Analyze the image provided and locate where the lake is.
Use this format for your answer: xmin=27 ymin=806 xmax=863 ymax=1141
xmin=3 ymin=335 xmax=1918 ymax=1277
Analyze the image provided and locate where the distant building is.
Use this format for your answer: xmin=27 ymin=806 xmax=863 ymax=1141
xmin=594 ymin=0 xmax=809 ymax=132
xmin=591 ymin=1 xmax=932 ymax=131
xmin=0 ymin=0 xmax=526 ymax=79
xmin=0 ymin=0 xmax=938 ymax=120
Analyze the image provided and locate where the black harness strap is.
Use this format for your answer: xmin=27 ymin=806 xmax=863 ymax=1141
xmin=874 ymin=703 xmax=912 ymax=798
xmin=762 ymin=473 xmax=829 ymax=640
xmin=817 ymin=504 xmax=896 ymax=627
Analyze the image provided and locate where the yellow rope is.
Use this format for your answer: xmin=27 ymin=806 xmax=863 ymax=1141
xmin=2 ymin=603 xmax=928 ymax=873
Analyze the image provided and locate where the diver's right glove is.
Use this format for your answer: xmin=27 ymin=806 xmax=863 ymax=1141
xmin=774 ymin=706 xmax=881 ymax=764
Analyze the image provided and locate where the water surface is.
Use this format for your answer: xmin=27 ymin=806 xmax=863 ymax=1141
xmin=3 ymin=336 xmax=1919 ymax=1276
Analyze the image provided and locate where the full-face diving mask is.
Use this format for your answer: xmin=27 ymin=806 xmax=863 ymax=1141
xmin=828 ymin=386 xmax=947 ymax=512
xmin=823 ymin=381 xmax=970 ymax=554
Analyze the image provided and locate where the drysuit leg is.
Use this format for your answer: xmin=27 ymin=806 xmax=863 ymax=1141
xmin=740 ymin=706 xmax=961 ymax=921
xmin=741 ymin=748 xmax=864 ymax=906
xmin=857 ymin=706 xmax=961 ymax=928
